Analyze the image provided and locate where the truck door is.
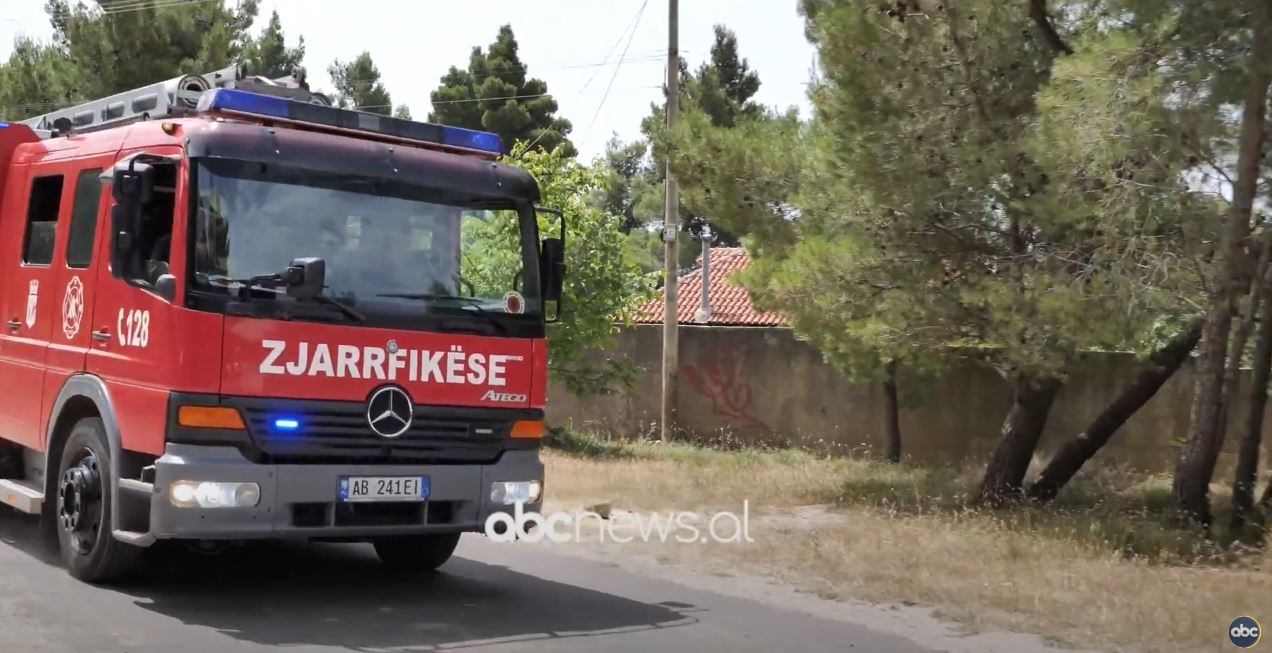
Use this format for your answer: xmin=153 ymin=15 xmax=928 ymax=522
xmin=41 ymin=166 xmax=108 ymax=446
xmin=0 ymin=170 xmax=66 ymax=448
xmin=85 ymin=150 xmax=182 ymax=456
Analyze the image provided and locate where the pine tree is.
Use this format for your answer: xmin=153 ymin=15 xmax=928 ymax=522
xmin=242 ymin=10 xmax=305 ymax=80
xmin=428 ymin=25 xmax=575 ymax=156
xmin=638 ymin=25 xmax=763 ymax=253
xmin=43 ymin=0 xmax=261 ymax=98
xmin=328 ymin=52 xmax=393 ymax=116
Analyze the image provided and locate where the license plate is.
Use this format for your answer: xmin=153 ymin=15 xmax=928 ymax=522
xmin=339 ymin=476 xmax=430 ymax=502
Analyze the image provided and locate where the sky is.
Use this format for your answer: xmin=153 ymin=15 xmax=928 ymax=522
xmin=0 ymin=0 xmax=817 ymax=162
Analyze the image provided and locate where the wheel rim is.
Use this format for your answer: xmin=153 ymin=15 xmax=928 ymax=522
xmin=58 ymin=448 xmax=103 ymax=556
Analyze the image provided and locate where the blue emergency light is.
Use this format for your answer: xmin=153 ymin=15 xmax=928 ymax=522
xmin=0 ymin=122 xmax=9 ymax=128
xmin=195 ymin=88 xmax=503 ymax=155
xmin=272 ymin=417 xmax=301 ymax=431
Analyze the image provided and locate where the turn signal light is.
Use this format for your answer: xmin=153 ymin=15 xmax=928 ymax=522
xmin=178 ymin=406 xmax=246 ymax=430
xmin=510 ymin=419 xmax=544 ymax=439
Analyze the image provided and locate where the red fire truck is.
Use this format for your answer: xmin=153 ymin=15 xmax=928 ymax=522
xmin=0 ymin=66 xmax=560 ymax=583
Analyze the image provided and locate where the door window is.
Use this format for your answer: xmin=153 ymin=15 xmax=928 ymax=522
xmin=22 ymin=175 xmax=64 ymax=265
xmin=65 ymin=169 xmax=103 ymax=269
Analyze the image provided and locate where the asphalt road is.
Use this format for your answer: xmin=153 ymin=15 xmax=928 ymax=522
xmin=0 ymin=508 xmax=961 ymax=653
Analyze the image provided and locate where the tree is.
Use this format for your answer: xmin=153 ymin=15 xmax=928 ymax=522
xmin=1027 ymin=319 xmax=1204 ymax=503
xmin=429 ymin=25 xmax=574 ymax=157
xmin=465 ymin=144 xmax=656 ymax=396
xmin=393 ymin=105 xmax=413 ymax=120
xmin=44 ymin=0 xmax=261 ymax=98
xmin=328 ymin=52 xmax=393 ymax=115
xmin=684 ymin=24 xmax=762 ymax=129
xmin=1 ymin=0 xmax=303 ymax=120
xmin=241 ymin=9 xmax=305 ymax=80
xmin=597 ymin=135 xmax=654 ymax=232
xmin=1231 ymin=274 xmax=1272 ymax=536
xmin=1172 ymin=0 xmax=1272 ymax=528
xmin=0 ymin=37 xmax=80 ymax=120
xmin=639 ymin=25 xmax=763 ymax=250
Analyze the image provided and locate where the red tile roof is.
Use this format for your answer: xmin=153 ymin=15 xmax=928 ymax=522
xmin=636 ymin=247 xmax=789 ymax=326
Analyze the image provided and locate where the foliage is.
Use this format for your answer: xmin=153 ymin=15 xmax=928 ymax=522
xmin=327 ymin=52 xmax=395 ymax=116
xmin=674 ymin=2 xmax=1207 ymax=382
xmin=0 ymin=36 xmax=79 ymax=120
xmin=240 ymin=9 xmax=305 ymax=80
xmin=50 ymin=0 xmax=258 ymax=95
xmin=0 ymin=0 xmax=262 ymax=119
xmin=469 ymin=144 xmax=657 ymax=396
xmin=598 ymin=24 xmax=766 ymax=271
xmin=429 ymin=25 xmax=575 ymax=157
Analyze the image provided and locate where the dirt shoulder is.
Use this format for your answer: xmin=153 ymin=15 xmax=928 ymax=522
xmin=536 ymin=440 xmax=1272 ymax=653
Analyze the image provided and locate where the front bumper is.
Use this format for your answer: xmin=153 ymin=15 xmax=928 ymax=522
xmin=147 ymin=443 xmax=543 ymax=540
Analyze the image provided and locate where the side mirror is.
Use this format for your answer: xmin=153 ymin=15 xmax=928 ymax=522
xmin=108 ymin=160 xmax=154 ymax=279
xmin=540 ymin=238 xmax=565 ymax=302
xmin=535 ymin=205 xmax=566 ymax=320
xmin=284 ymin=257 xmax=326 ymax=300
xmin=112 ymin=160 xmax=154 ymax=204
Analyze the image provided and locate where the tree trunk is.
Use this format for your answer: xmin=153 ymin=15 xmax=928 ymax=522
xmin=1232 ymin=283 xmax=1272 ymax=535
xmin=976 ymin=374 xmax=1063 ymax=506
xmin=883 ymin=360 xmax=901 ymax=463
xmin=1028 ymin=319 xmax=1203 ymax=503
xmin=1173 ymin=9 xmax=1271 ymax=528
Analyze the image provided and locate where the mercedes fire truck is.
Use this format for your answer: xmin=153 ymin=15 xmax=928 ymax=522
xmin=0 ymin=66 xmax=561 ymax=583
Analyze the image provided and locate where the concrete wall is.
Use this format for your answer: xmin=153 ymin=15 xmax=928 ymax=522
xmin=547 ymin=325 xmax=1270 ymax=472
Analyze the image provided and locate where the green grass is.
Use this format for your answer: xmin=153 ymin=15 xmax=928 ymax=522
xmin=546 ymin=428 xmax=1267 ymax=567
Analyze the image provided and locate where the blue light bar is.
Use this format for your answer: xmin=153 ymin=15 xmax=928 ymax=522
xmin=273 ymin=417 xmax=300 ymax=431
xmin=0 ymin=122 xmax=9 ymax=128
xmin=197 ymin=89 xmax=288 ymax=118
xmin=440 ymin=125 xmax=503 ymax=154
xmin=197 ymin=88 xmax=503 ymax=155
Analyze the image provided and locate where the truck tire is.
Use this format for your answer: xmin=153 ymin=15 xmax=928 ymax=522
xmin=55 ymin=417 xmax=140 ymax=584
xmin=372 ymin=533 xmax=460 ymax=573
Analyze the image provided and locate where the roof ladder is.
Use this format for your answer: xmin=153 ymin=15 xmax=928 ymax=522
xmin=19 ymin=65 xmax=331 ymax=138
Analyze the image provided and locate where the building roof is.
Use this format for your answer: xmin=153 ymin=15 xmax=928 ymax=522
xmin=635 ymin=247 xmax=789 ymax=327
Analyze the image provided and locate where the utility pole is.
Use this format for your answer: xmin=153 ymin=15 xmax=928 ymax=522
xmin=660 ymin=0 xmax=680 ymax=444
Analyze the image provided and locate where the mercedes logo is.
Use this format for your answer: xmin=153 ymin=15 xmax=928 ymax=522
xmin=365 ymin=385 xmax=413 ymax=438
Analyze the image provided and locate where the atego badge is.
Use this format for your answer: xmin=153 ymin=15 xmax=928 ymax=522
xmin=366 ymin=385 xmax=413 ymax=438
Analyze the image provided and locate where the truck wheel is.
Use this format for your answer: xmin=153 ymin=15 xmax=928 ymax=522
xmin=372 ymin=533 xmax=460 ymax=573
xmin=55 ymin=417 xmax=139 ymax=584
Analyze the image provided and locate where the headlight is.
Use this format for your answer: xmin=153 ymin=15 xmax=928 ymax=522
xmin=490 ymin=480 xmax=542 ymax=505
xmin=169 ymin=481 xmax=261 ymax=508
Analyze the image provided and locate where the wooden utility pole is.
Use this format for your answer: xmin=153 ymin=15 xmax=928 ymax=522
xmin=660 ymin=0 xmax=680 ymax=443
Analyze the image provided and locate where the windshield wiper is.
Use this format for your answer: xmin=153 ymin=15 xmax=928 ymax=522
xmin=375 ymin=293 xmax=507 ymax=333
xmin=208 ymin=275 xmax=365 ymax=323
xmin=308 ymin=294 xmax=366 ymax=323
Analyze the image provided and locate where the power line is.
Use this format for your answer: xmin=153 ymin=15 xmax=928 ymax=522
xmin=580 ymin=3 xmax=651 ymax=94
xmin=41 ymin=0 xmax=222 ymax=17
xmin=102 ymin=0 xmax=219 ymax=15
xmin=348 ymin=84 xmax=656 ymax=110
xmin=580 ymin=0 xmax=651 ymax=150
xmin=332 ymin=53 xmax=668 ymax=90
xmin=520 ymin=0 xmax=651 ymax=155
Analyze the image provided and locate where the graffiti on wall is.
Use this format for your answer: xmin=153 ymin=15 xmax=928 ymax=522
xmin=681 ymin=342 xmax=773 ymax=431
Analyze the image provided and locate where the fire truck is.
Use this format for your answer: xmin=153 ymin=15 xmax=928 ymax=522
xmin=0 ymin=66 xmax=560 ymax=583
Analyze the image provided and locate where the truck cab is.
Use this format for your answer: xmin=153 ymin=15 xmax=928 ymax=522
xmin=0 ymin=69 xmax=560 ymax=583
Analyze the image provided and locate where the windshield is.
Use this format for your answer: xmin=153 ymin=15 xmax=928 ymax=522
xmin=189 ymin=158 xmax=539 ymax=321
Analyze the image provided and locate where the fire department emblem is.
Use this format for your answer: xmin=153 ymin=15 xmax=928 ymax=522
xmin=62 ymin=277 xmax=84 ymax=340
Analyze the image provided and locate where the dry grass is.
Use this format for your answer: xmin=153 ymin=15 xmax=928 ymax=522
xmin=542 ymin=430 xmax=1272 ymax=653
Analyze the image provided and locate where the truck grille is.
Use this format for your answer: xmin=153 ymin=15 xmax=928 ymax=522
xmin=228 ymin=398 xmax=520 ymax=464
